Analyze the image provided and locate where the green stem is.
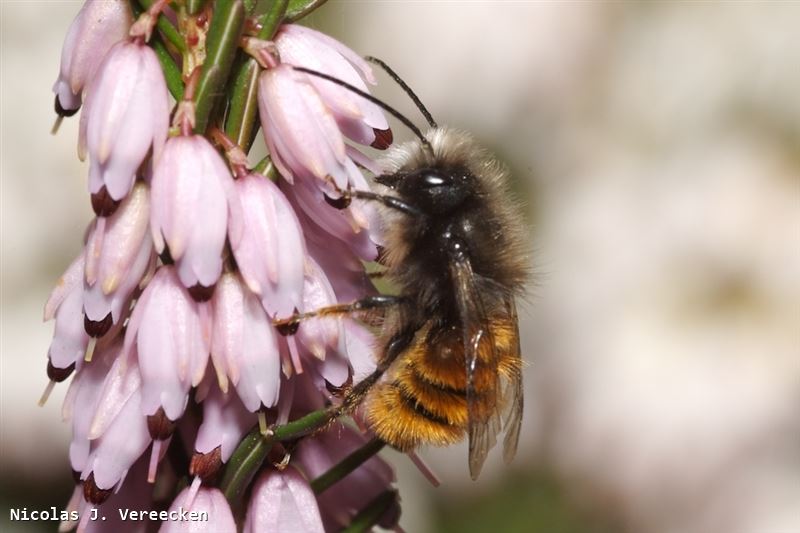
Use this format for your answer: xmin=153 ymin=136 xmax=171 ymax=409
xmin=341 ymin=490 xmax=399 ymax=533
xmin=223 ymin=0 xmax=288 ymax=151
xmin=219 ymin=407 xmax=335 ymax=503
xmin=253 ymin=155 xmax=278 ymax=178
xmin=193 ymin=0 xmax=246 ymax=133
xmin=311 ymin=438 xmax=385 ymax=495
xmin=136 ymin=0 xmax=187 ymax=53
xmin=285 ymin=0 xmax=329 ymax=22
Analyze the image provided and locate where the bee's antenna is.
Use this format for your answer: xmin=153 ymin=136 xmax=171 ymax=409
xmin=364 ymin=56 xmax=438 ymax=129
xmin=292 ymin=66 xmax=434 ymax=154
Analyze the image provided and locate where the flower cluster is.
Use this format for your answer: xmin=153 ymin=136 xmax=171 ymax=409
xmin=45 ymin=1 xmax=399 ymax=531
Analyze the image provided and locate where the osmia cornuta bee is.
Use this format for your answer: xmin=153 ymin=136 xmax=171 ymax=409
xmin=279 ymin=59 xmax=528 ymax=479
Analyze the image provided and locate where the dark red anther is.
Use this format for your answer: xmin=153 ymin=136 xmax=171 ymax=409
xmin=188 ymin=283 xmax=216 ymax=302
xmin=71 ymin=469 xmax=82 ymax=484
xmin=54 ymin=95 xmax=79 ymax=118
xmin=371 ymin=128 xmax=393 ymax=150
xmin=90 ymin=186 xmax=121 ymax=217
xmin=378 ymin=491 xmax=402 ymax=530
xmin=324 ymin=193 xmax=351 ymax=210
xmin=83 ymin=472 xmax=113 ymax=504
xmin=190 ymin=446 xmax=223 ymax=484
xmin=84 ymin=312 xmax=113 ymax=338
xmin=146 ymin=408 xmax=176 ymax=440
xmin=47 ymin=361 xmax=75 ymax=382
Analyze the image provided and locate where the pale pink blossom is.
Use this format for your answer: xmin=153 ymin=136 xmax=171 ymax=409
xmin=80 ymin=357 xmax=151 ymax=494
xmin=83 ymin=183 xmax=154 ymax=328
xmin=80 ymin=41 xmax=169 ymax=201
xmin=243 ymin=466 xmax=325 ymax=533
xmin=211 ymin=273 xmax=281 ymax=411
xmin=274 ymin=24 xmax=390 ymax=148
xmin=44 ymin=252 xmax=89 ymax=373
xmin=296 ymin=257 xmax=344 ymax=362
xmin=160 ymin=487 xmax=236 ymax=533
xmin=258 ymin=64 xmax=350 ymax=187
xmin=194 ymin=381 xmax=255 ymax=465
xmin=61 ymin=339 xmax=118 ymax=475
xmin=53 ymin=0 xmax=133 ymax=114
xmin=124 ymin=266 xmax=209 ymax=421
xmin=230 ymin=171 xmax=305 ymax=317
xmin=151 ymin=136 xmax=238 ymax=291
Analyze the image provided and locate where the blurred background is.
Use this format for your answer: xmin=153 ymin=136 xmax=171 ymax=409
xmin=2 ymin=1 xmax=799 ymax=532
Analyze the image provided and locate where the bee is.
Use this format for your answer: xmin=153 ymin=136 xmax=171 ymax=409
xmin=280 ymin=60 xmax=528 ymax=479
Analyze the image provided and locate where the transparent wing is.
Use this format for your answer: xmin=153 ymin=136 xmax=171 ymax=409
xmin=450 ymin=257 xmax=502 ymax=480
xmin=501 ymin=296 xmax=524 ymax=464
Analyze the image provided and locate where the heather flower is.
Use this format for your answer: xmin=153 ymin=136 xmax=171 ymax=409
xmin=52 ymin=0 xmax=133 ymax=115
xmin=80 ymin=356 xmax=151 ymax=499
xmin=274 ymin=24 xmax=391 ymax=148
xmin=80 ymin=40 xmax=169 ymax=203
xmin=258 ymin=64 xmax=351 ymax=188
xmin=243 ymin=466 xmax=325 ymax=533
xmin=160 ymin=487 xmax=236 ymax=533
xmin=83 ymin=183 xmax=154 ymax=333
xmin=44 ymin=252 xmax=89 ymax=375
xmin=192 ymin=385 xmax=255 ymax=480
xmin=229 ymin=171 xmax=305 ymax=317
xmin=150 ymin=135 xmax=238 ymax=292
xmin=124 ymin=266 xmax=209 ymax=421
xmin=210 ymin=272 xmax=281 ymax=411
xmin=46 ymin=5 xmax=402 ymax=531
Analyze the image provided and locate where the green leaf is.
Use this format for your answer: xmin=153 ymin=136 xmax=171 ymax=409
xmin=186 ymin=0 xmax=208 ymax=15
xmin=152 ymin=36 xmax=185 ymax=101
xmin=219 ymin=428 xmax=273 ymax=503
xmin=285 ymin=0 xmax=329 ymax=22
xmin=194 ymin=0 xmax=246 ymax=133
xmin=135 ymin=0 xmax=186 ymax=53
xmin=311 ymin=438 xmax=385 ymax=495
xmin=341 ymin=490 xmax=399 ymax=533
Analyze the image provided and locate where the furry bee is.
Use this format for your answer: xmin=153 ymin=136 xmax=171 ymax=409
xmin=285 ymin=61 xmax=528 ymax=479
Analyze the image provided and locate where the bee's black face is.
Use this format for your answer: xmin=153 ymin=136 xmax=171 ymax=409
xmin=387 ymin=168 xmax=471 ymax=214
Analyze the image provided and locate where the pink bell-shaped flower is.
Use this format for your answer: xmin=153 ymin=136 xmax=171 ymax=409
xmin=83 ymin=183 xmax=155 ymax=331
xmin=151 ymin=135 xmax=238 ymax=292
xmin=52 ymin=0 xmax=133 ymax=114
xmin=80 ymin=40 xmax=169 ymax=202
xmin=243 ymin=466 xmax=325 ymax=533
xmin=258 ymin=64 xmax=351 ymax=188
xmin=230 ymin=171 xmax=305 ymax=318
xmin=159 ymin=487 xmax=236 ymax=533
xmin=274 ymin=24 xmax=390 ymax=148
xmin=44 ymin=252 xmax=89 ymax=374
xmin=211 ymin=273 xmax=281 ymax=411
xmin=123 ymin=266 xmax=209 ymax=421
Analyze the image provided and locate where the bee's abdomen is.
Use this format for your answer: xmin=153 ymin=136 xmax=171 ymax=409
xmin=366 ymin=342 xmax=482 ymax=451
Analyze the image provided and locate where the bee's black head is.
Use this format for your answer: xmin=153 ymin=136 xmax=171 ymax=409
xmin=377 ymin=168 xmax=472 ymax=214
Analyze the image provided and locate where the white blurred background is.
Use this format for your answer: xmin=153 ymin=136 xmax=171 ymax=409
xmin=2 ymin=1 xmax=799 ymax=532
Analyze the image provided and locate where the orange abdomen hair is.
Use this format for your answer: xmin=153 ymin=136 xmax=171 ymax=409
xmin=365 ymin=318 xmax=519 ymax=452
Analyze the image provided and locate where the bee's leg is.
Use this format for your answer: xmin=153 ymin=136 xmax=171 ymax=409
xmin=324 ymin=189 xmax=422 ymax=217
xmin=337 ymin=325 xmax=419 ymax=413
xmin=272 ymin=295 xmax=404 ymax=336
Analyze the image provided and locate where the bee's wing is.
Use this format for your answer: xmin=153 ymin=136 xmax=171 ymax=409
xmin=450 ymin=256 xmax=502 ymax=480
xmin=501 ymin=296 xmax=523 ymax=464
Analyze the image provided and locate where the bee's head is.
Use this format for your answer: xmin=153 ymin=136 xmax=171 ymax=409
xmin=378 ymin=168 xmax=472 ymax=214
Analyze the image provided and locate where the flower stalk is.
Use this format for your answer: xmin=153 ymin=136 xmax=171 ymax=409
xmin=310 ymin=437 xmax=386 ymax=495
